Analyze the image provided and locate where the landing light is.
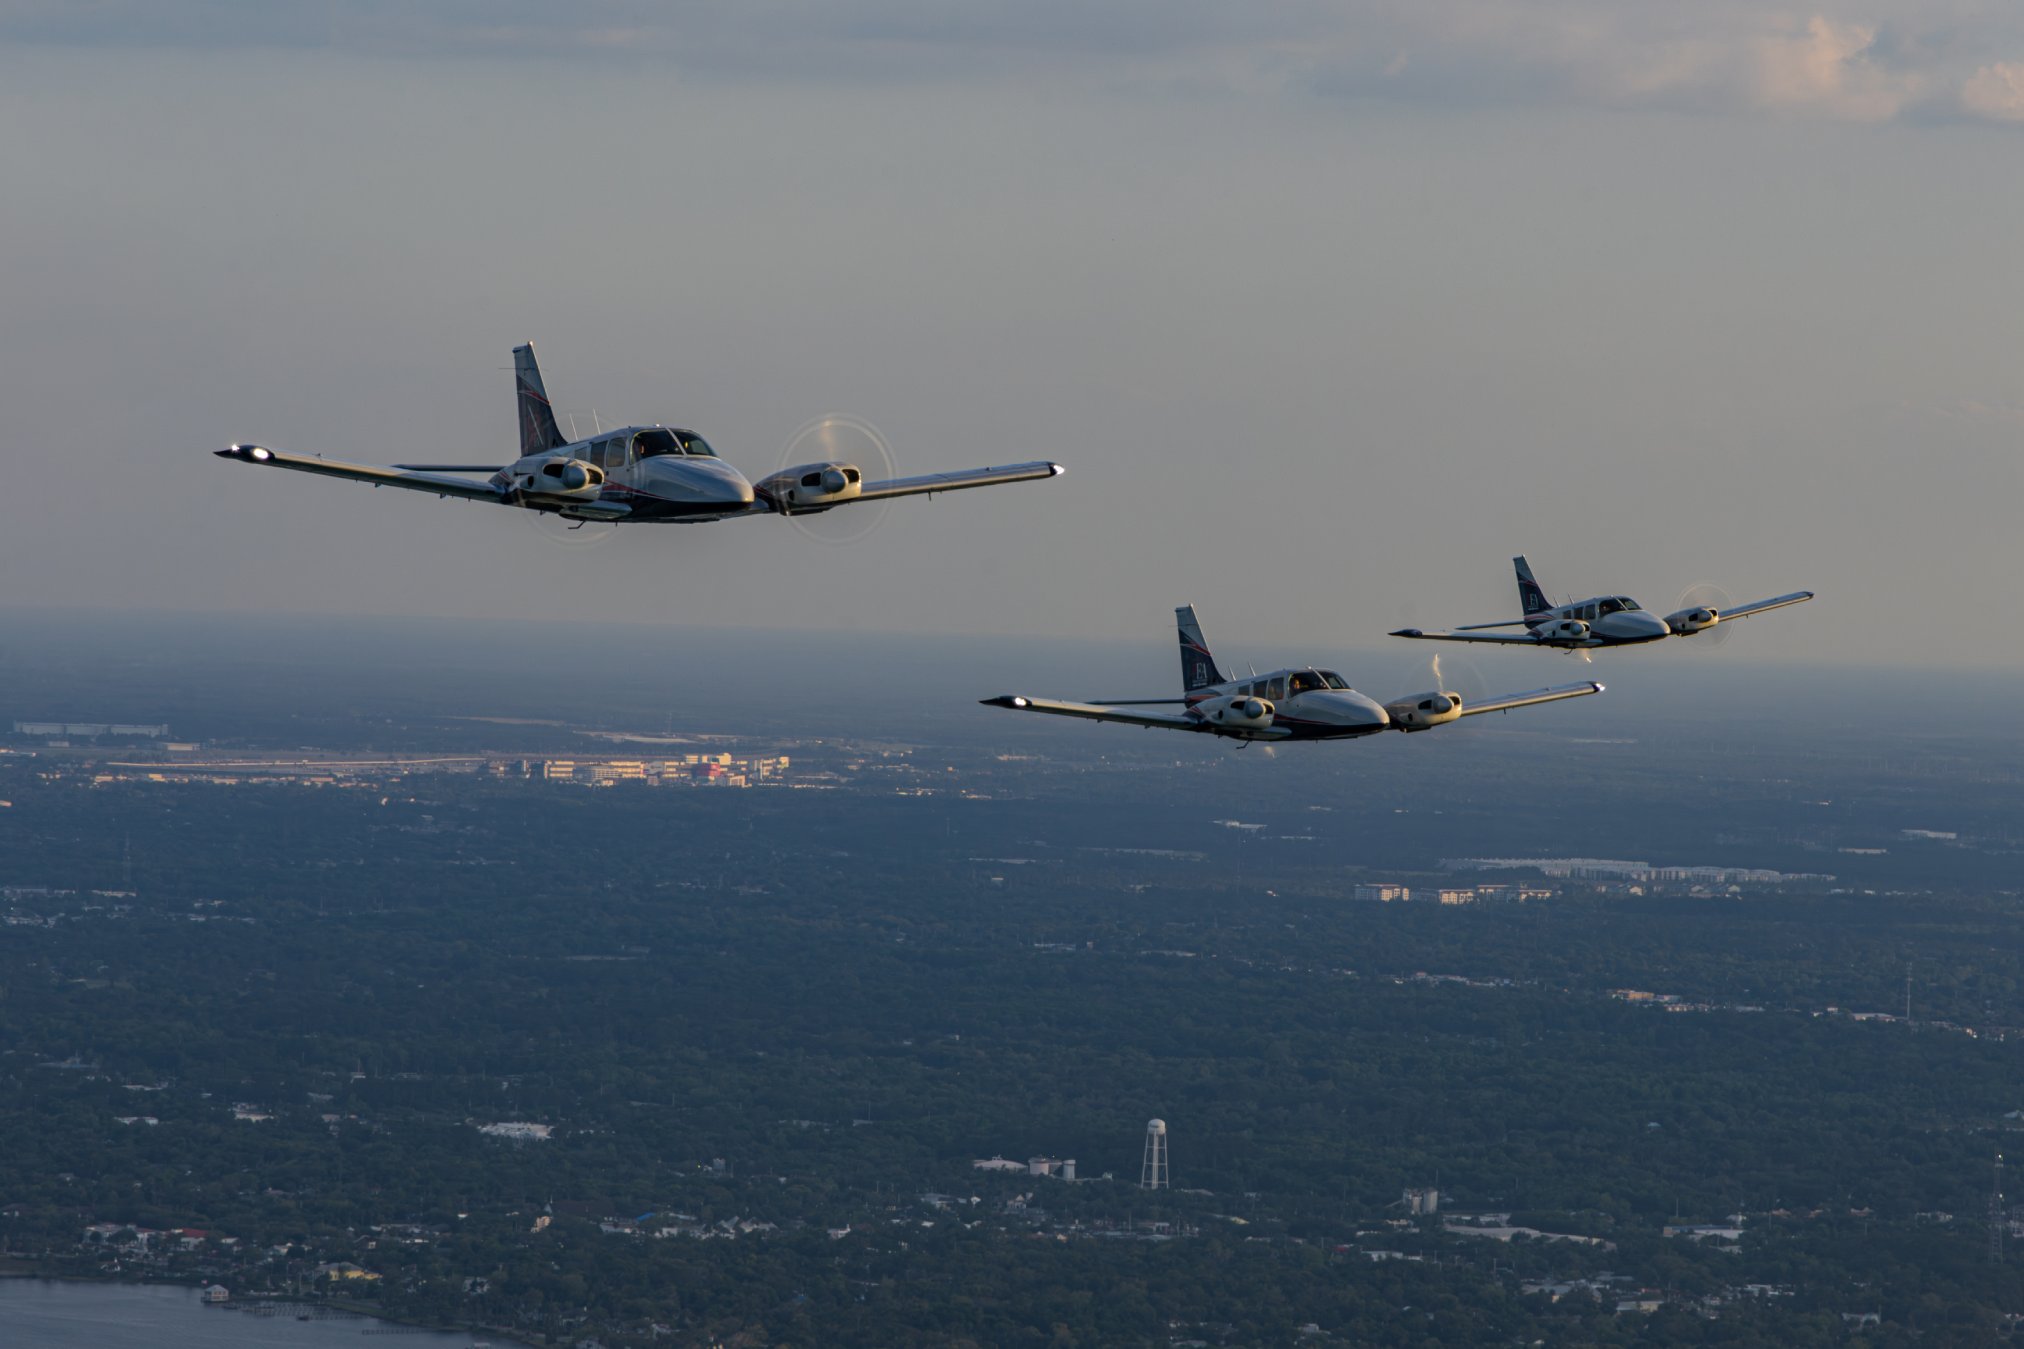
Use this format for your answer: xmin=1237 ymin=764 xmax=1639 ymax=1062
xmin=248 ymin=446 xmax=272 ymax=462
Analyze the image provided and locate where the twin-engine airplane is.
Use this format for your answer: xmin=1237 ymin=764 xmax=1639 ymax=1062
xmin=982 ymin=606 xmax=1603 ymax=743
xmin=1390 ymin=556 xmax=1813 ymax=651
xmin=215 ymin=344 xmax=1063 ymax=525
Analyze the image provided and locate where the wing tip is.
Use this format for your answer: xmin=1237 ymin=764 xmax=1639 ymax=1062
xmin=1390 ymin=628 xmax=1424 ymax=638
xmin=981 ymin=695 xmax=1030 ymax=709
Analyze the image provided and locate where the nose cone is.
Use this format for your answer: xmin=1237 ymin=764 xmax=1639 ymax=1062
xmin=1632 ymin=612 xmax=1672 ymax=639
xmin=1324 ymin=690 xmax=1391 ymax=730
xmin=643 ymin=457 xmax=756 ymax=507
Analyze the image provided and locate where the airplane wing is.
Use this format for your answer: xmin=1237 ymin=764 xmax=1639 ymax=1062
xmin=978 ymin=695 xmax=1293 ymax=738
xmin=851 ymin=461 xmax=1065 ymax=503
xmin=1719 ymin=590 xmax=1814 ymax=621
xmin=1459 ymin=681 xmax=1604 ymax=716
xmin=1389 ymin=628 xmax=1545 ymax=646
xmin=214 ymin=445 xmax=507 ymax=505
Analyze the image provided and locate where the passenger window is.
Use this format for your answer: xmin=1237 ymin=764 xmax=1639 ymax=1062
xmin=1264 ymin=677 xmax=1286 ymax=701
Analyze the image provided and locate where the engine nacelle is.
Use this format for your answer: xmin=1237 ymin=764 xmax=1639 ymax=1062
xmin=1665 ymin=605 xmax=1720 ymax=635
xmin=756 ymin=461 xmax=864 ymax=514
xmin=1195 ymin=694 xmax=1276 ymax=735
xmin=1383 ymin=689 xmax=1463 ymax=732
xmin=509 ymin=456 xmax=606 ymax=504
xmin=1534 ymin=619 xmax=1590 ymax=643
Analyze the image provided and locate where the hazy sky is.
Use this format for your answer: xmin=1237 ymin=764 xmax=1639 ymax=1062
xmin=2 ymin=3 xmax=2021 ymax=670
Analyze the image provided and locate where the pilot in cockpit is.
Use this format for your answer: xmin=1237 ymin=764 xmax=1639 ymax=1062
xmin=634 ymin=430 xmax=679 ymax=460
xmin=1288 ymin=671 xmax=1323 ymax=696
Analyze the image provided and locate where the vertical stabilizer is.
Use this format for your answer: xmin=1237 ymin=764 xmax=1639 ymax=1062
xmin=1514 ymin=556 xmax=1551 ymax=617
xmin=514 ymin=343 xmax=567 ymax=457
xmin=1176 ymin=605 xmax=1227 ymax=693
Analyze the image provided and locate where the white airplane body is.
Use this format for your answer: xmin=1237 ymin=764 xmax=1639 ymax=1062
xmin=984 ymin=606 xmax=1603 ymax=743
xmin=216 ymin=344 xmax=1063 ymax=525
xmin=1391 ymin=556 xmax=1813 ymax=651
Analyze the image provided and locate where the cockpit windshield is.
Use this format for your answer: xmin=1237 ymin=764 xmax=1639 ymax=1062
xmin=633 ymin=428 xmax=718 ymax=460
xmin=1617 ymin=597 xmax=1641 ymax=611
xmin=1319 ymin=671 xmax=1350 ymax=690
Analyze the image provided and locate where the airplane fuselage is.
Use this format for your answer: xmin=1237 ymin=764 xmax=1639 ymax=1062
xmin=1185 ymin=667 xmax=1392 ymax=739
xmin=1527 ymin=595 xmax=1671 ymax=648
xmin=495 ymin=425 xmax=758 ymax=522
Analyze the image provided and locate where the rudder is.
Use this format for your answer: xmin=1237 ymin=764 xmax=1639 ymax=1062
xmin=514 ymin=343 xmax=567 ymax=457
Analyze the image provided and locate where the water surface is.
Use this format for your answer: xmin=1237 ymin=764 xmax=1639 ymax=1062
xmin=0 ymin=1280 xmax=488 ymax=1347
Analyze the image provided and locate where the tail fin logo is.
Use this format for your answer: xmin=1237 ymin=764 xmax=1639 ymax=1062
xmin=1176 ymin=605 xmax=1228 ymax=692
xmin=1513 ymin=556 xmax=1551 ymax=616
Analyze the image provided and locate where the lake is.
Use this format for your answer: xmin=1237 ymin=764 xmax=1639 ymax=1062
xmin=0 ymin=1279 xmax=493 ymax=1346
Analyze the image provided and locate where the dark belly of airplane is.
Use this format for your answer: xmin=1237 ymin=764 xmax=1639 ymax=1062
xmin=600 ymin=489 xmax=751 ymax=522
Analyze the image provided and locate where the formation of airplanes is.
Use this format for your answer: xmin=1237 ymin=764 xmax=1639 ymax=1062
xmin=215 ymin=344 xmax=1816 ymax=750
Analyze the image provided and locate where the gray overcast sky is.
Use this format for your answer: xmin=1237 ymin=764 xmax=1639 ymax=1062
xmin=2 ymin=3 xmax=2020 ymax=670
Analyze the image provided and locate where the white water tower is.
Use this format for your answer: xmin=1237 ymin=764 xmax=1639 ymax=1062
xmin=1140 ymin=1118 xmax=1169 ymax=1190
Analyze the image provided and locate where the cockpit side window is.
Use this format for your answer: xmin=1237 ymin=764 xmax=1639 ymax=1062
xmin=1597 ymin=598 xmax=1622 ymax=616
xmin=1288 ymin=671 xmax=1323 ymax=695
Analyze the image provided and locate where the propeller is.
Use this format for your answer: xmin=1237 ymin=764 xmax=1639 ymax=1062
xmin=1673 ymin=582 xmax=1735 ymax=647
xmin=775 ymin=415 xmax=897 ymax=545
xmin=1425 ymin=651 xmax=1493 ymax=702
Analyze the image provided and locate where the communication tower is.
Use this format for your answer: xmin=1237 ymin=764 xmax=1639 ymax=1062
xmin=1992 ymin=1152 xmax=2006 ymax=1264
xmin=1140 ymin=1118 xmax=1169 ymax=1190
